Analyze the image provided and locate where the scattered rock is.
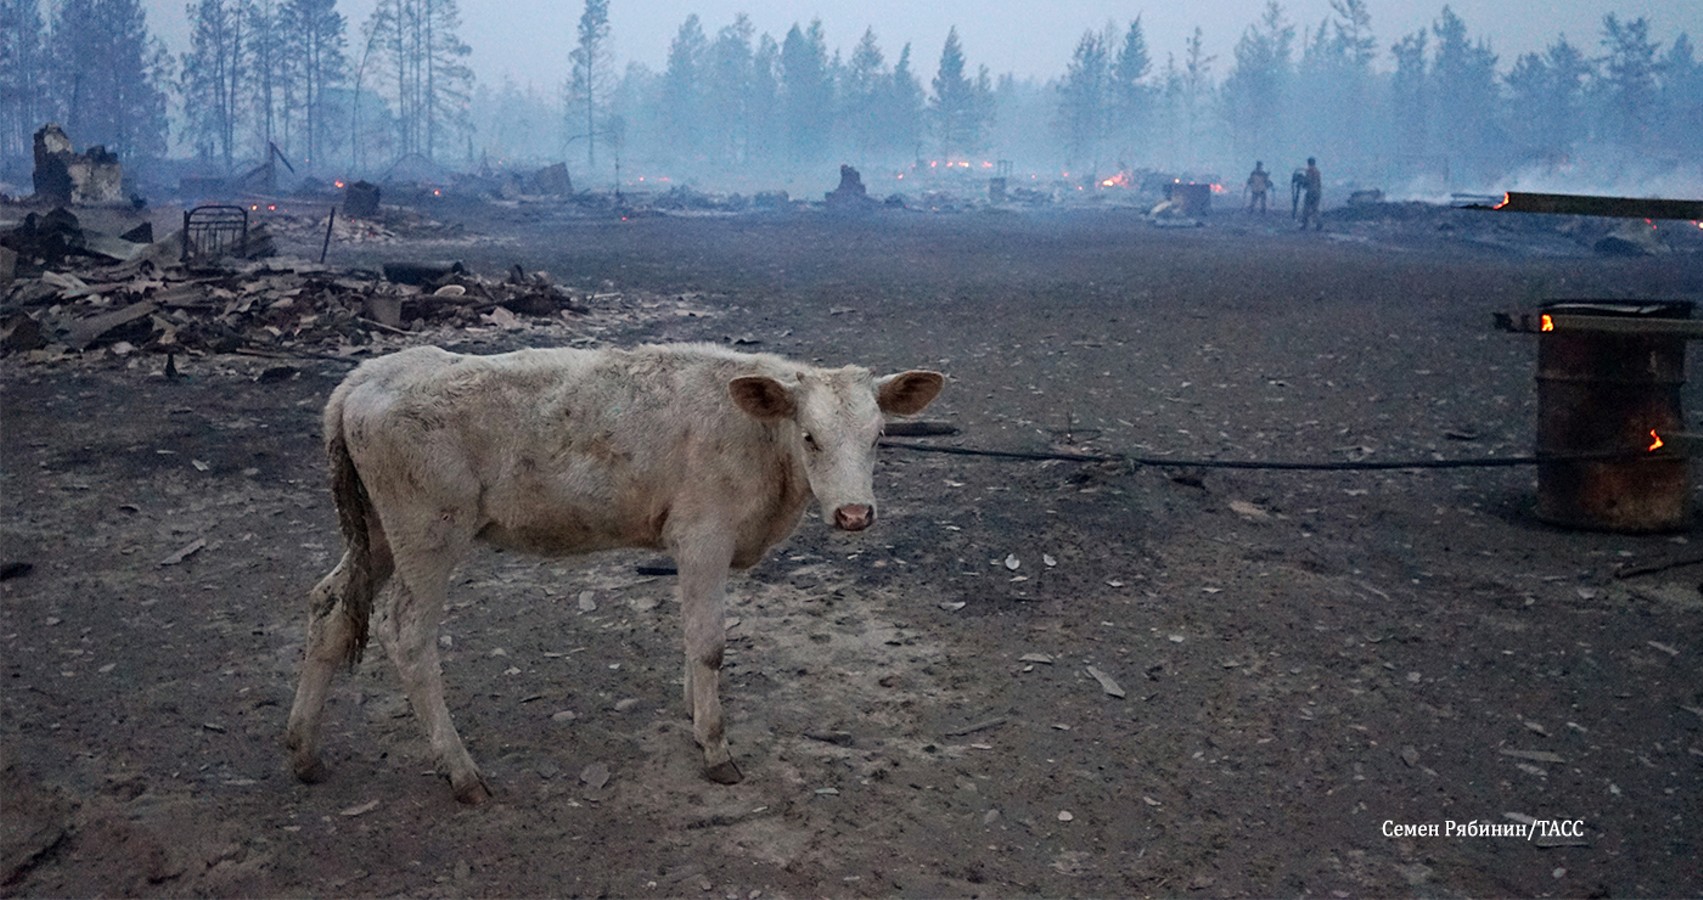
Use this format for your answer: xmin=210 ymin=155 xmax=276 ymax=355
xmin=1085 ymin=666 xmax=1126 ymax=699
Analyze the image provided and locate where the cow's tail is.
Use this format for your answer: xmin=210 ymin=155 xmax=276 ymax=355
xmin=318 ymin=384 xmax=376 ymax=668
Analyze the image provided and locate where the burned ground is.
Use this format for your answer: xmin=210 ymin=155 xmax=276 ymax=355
xmin=3 ymin=202 xmax=1702 ymax=897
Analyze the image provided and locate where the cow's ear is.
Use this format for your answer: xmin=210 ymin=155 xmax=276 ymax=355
xmin=876 ymin=371 xmax=945 ymax=416
xmin=729 ymin=375 xmax=797 ymax=420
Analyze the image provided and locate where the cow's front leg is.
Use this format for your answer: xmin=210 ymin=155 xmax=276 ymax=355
xmin=674 ymin=536 xmax=741 ymax=784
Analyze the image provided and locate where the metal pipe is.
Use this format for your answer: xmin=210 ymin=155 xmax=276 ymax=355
xmin=1477 ymin=191 xmax=1703 ymax=220
xmin=319 ymin=207 xmax=335 ymax=264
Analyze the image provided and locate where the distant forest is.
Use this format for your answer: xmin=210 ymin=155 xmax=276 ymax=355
xmin=1 ymin=0 xmax=1698 ymax=194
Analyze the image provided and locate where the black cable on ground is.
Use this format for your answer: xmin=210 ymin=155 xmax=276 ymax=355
xmin=878 ymin=440 xmax=1661 ymax=472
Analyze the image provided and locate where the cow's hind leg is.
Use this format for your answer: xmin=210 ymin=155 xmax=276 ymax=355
xmin=285 ymin=554 xmax=357 ymax=782
xmin=675 ymin=538 xmax=741 ymax=784
xmin=286 ymin=536 xmax=393 ymax=783
xmin=380 ymin=537 xmax=489 ymax=804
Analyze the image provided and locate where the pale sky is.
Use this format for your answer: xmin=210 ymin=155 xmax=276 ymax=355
xmin=141 ymin=1 xmax=1699 ymax=90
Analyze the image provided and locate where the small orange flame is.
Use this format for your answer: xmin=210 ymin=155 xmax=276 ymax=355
xmin=1648 ymin=429 xmax=1665 ymax=452
xmin=1540 ymin=314 xmax=1555 ymax=332
xmin=334 ymin=179 xmax=346 ymax=189
xmin=1492 ymin=192 xmax=1510 ymax=210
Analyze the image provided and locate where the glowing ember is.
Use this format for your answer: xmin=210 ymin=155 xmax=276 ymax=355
xmin=1209 ymin=183 xmax=1226 ymax=194
xmin=1540 ymin=314 xmax=1555 ymax=332
xmin=1492 ymin=192 xmax=1510 ymax=210
xmin=432 ymin=188 xmax=442 ymax=197
xmin=1648 ymin=429 xmax=1665 ymax=452
xmin=334 ymin=180 xmax=346 ymax=189
xmin=1100 ymin=171 xmax=1132 ymax=188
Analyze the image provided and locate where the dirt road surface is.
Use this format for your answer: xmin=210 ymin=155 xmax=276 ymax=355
xmin=4 ymin=204 xmax=1701 ymax=897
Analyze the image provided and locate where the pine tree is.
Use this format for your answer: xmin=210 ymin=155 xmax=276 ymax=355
xmin=1 ymin=0 xmax=49 ymax=165
xmin=1429 ymin=6 xmax=1498 ymax=167
xmin=660 ymin=15 xmax=707 ymax=157
xmin=1597 ymin=14 xmax=1661 ymax=144
xmin=1389 ymin=29 xmax=1427 ymax=160
xmin=1326 ymin=0 xmax=1375 ymax=155
xmin=1055 ymin=30 xmax=1108 ymax=166
xmin=843 ymin=28 xmax=887 ymax=157
xmin=181 ymin=0 xmax=246 ymax=170
xmin=49 ymin=0 xmax=170 ymax=160
xmin=247 ymin=0 xmax=291 ymax=159
xmin=282 ymin=0 xmax=346 ymax=168
xmin=1505 ymin=36 xmax=1589 ymax=159
xmin=360 ymin=0 xmax=471 ymax=164
xmin=1156 ymin=52 xmax=1183 ymax=164
xmin=1180 ymin=27 xmax=1215 ymax=164
xmin=1109 ymin=18 xmax=1152 ymax=158
xmin=748 ymin=33 xmax=781 ymax=164
xmin=422 ymin=0 xmax=472 ymax=162
xmin=930 ymin=26 xmax=987 ymax=158
xmin=1221 ymin=3 xmax=1292 ymax=165
xmin=566 ymin=0 xmax=612 ymax=171
xmin=704 ymin=15 xmax=753 ymax=164
xmin=1656 ymin=33 xmax=1702 ymax=155
xmin=885 ymin=42 xmax=923 ymax=161
xmin=779 ymin=20 xmax=832 ymax=163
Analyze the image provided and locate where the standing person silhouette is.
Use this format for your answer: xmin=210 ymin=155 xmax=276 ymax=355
xmin=1245 ymin=161 xmax=1272 ymax=213
xmin=1299 ymin=157 xmax=1323 ymax=231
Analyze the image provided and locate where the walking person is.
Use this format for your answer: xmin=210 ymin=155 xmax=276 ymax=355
xmin=1299 ymin=157 xmax=1323 ymax=231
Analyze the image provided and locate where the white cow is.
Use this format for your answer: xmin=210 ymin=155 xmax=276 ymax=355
xmin=285 ymin=342 xmax=944 ymax=803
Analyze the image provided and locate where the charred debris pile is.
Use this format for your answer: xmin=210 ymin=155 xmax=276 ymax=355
xmin=0 ymin=207 xmax=592 ymax=362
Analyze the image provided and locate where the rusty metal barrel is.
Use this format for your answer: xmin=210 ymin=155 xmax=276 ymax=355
xmin=1536 ymin=301 xmax=1692 ymax=532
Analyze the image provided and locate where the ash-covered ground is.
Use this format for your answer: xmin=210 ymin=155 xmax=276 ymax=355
xmin=3 ymin=196 xmax=1702 ymax=897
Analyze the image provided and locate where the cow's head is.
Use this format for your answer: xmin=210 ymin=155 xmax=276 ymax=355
xmin=730 ymin=367 xmax=944 ymax=531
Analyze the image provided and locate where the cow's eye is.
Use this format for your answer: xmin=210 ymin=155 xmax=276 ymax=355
xmin=803 ymin=432 xmax=819 ymax=450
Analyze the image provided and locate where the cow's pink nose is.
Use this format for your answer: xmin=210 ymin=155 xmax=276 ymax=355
xmin=834 ymin=504 xmax=874 ymax=531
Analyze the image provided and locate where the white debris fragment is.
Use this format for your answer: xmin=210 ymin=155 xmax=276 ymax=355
xmin=159 ymin=537 xmax=206 ymax=566
xmin=1085 ymin=666 xmax=1126 ymax=699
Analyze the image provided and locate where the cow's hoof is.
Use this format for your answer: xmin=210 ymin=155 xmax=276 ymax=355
xmin=452 ymin=773 xmax=492 ymax=805
xmin=704 ymin=759 xmax=743 ymax=785
xmin=291 ymin=756 xmax=327 ymax=784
